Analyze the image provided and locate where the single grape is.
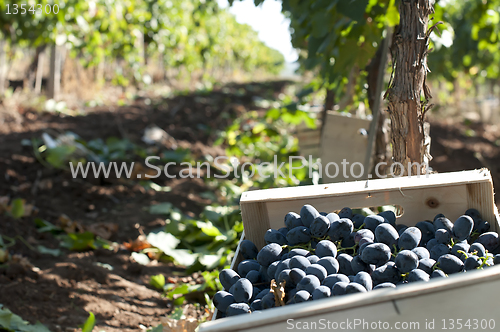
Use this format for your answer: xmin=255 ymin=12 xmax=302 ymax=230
xmin=431 ymin=269 xmax=447 ymax=278
xmin=240 ymin=240 xmax=259 ymax=260
xmin=300 ymin=204 xmax=320 ymax=228
xmin=351 ymin=214 xmax=365 ymax=229
xmin=351 ymin=255 xmax=373 ymax=274
xmin=213 ymin=291 xmax=235 ymax=312
xmin=285 ymin=212 xmax=303 ymax=230
xmin=477 ymin=220 xmax=490 ymax=233
xmin=378 ymin=210 xmax=396 ymax=227
xmin=345 ymin=282 xmax=367 ymax=294
xmin=297 ymin=275 xmax=321 ymax=294
xmin=354 ymin=271 xmax=373 ymax=291
xmin=307 ymin=255 xmax=320 ymax=264
xmin=395 ymin=250 xmax=419 ymax=273
xmin=452 ymin=215 xmax=474 ymax=241
xmin=274 ymin=259 xmax=291 ymax=281
xmin=417 ymin=258 xmax=436 ymax=275
xmin=430 ymin=243 xmax=451 ymax=260
xmin=364 ymin=215 xmax=386 ymax=232
xmin=338 ymin=207 xmax=353 ymax=219
xmin=289 ymin=268 xmax=307 ymax=286
xmin=493 ymin=254 xmax=500 ymax=265
xmin=396 ymin=224 xmax=409 ymax=236
xmin=289 ymin=256 xmax=311 ymax=270
xmin=464 ymin=256 xmax=481 ymax=271
xmin=246 ymin=270 xmax=262 ymax=284
xmin=412 ymin=247 xmax=430 ymax=260
xmin=255 ymin=288 xmax=270 ymax=300
xmin=426 ymin=238 xmax=438 ymax=251
xmin=259 ymin=265 xmax=271 ymax=283
xmin=267 ymin=261 xmax=280 ymax=280
xmin=264 ymin=229 xmax=287 ymax=246
xmin=260 ymin=293 xmax=275 ymax=309
xmin=435 ymin=229 xmax=451 ymax=245
xmin=312 ymin=285 xmax=331 ymax=300
xmin=375 ymin=223 xmax=399 ymax=247
xmin=315 ymin=240 xmax=337 ymax=258
xmin=310 ymin=215 xmax=330 ymax=237
xmin=434 ymin=217 xmax=454 ymax=233
xmin=226 ymin=303 xmax=251 ymax=316
xmin=337 ymin=253 xmax=355 ymax=275
xmin=361 ymin=243 xmax=391 ymax=266
xmin=451 ymin=241 xmax=470 ymax=261
xmin=278 ymin=227 xmax=289 ymax=237
xmin=372 ymin=263 xmax=401 ymax=285
xmin=354 ymin=229 xmax=375 ymax=244
xmin=294 ymin=290 xmax=311 ymax=303
xmin=238 ymin=259 xmax=261 ymax=277
xmin=407 ymin=269 xmax=430 ymax=283
xmin=341 ymin=232 xmax=356 ymax=248
xmin=331 ymin=281 xmax=349 ymax=296
xmin=317 ymin=257 xmax=339 ymax=275
xmin=277 ymin=269 xmax=293 ymax=289
xmin=233 ymin=278 xmax=253 ymax=303
xmin=250 ymin=299 xmax=262 ymax=311
xmin=286 ymin=226 xmax=312 ymax=246
xmin=328 ymin=218 xmax=354 ymax=242
xmin=257 ymin=243 xmax=283 ymax=267
xmin=305 ymin=264 xmax=328 ymax=281
xmin=326 ymin=212 xmax=340 ymax=223
xmin=219 ymin=269 xmax=240 ymax=290
xmin=464 ymin=208 xmax=482 ymax=222
xmin=469 ymin=243 xmax=486 ymax=257
xmin=322 ymin=274 xmax=350 ymax=288
xmin=250 ymin=286 xmax=260 ymax=303
xmin=437 ymin=254 xmax=464 ymax=274
xmin=475 ymin=232 xmax=500 ymax=252
xmin=373 ymin=282 xmax=396 ymax=289
xmin=288 ymin=248 xmax=310 ymax=258
xmin=399 ymin=227 xmax=422 ymax=250
xmin=415 ymin=221 xmax=435 ymax=246
xmin=358 ymin=238 xmax=374 ymax=253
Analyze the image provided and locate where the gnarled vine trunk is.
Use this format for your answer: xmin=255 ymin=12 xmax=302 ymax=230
xmin=385 ymin=0 xmax=434 ymax=176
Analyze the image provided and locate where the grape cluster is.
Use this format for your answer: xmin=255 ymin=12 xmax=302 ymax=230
xmin=213 ymin=205 xmax=500 ymax=317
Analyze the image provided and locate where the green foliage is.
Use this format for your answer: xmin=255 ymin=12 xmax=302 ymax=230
xmin=80 ymin=312 xmax=96 ymax=332
xmin=0 ymin=304 xmax=51 ymax=332
xmin=164 ymin=270 xmax=222 ymax=306
xmin=150 ymin=274 xmax=166 ymax=290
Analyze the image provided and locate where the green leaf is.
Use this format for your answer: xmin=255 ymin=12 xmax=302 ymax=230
xmin=81 ymin=312 xmax=95 ymax=332
xmin=37 ymin=245 xmax=61 ymax=257
xmin=45 ymin=145 xmax=76 ymax=168
xmin=147 ymin=324 xmax=164 ymax=332
xmin=337 ymin=0 xmax=369 ymax=21
xmin=34 ymin=218 xmax=62 ymax=234
xmin=10 ymin=198 xmax=25 ymax=219
xmin=148 ymin=203 xmax=173 ymax=215
xmin=385 ymin=0 xmax=399 ymax=26
xmin=59 ymin=232 xmax=96 ymax=251
xmin=150 ymin=274 xmax=166 ymax=290
xmin=169 ymin=307 xmax=185 ymax=320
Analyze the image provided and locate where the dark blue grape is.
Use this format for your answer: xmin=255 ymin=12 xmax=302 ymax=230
xmin=261 ymin=293 xmax=275 ymax=309
xmin=338 ymin=207 xmax=353 ymax=219
xmin=373 ymin=282 xmax=396 ymax=289
xmin=286 ymin=288 xmax=297 ymax=303
xmin=294 ymin=290 xmax=311 ymax=303
xmin=277 ymin=269 xmax=293 ymax=289
xmin=289 ymin=268 xmax=306 ymax=286
xmin=257 ymin=243 xmax=283 ymax=267
xmin=213 ymin=291 xmax=235 ymax=312
xmin=464 ymin=256 xmax=481 ymax=271
xmin=250 ymin=286 xmax=260 ymax=302
xmin=351 ymin=255 xmax=372 ymax=274
xmin=412 ymin=247 xmax=430 ymax=260
xmin=300 ymin=204 xmax=320 ymax=228
xmin=315 ymin=240 xmax=337 ymax=258
xmin=354 ymin=271 xmax=373 ymax=291
xmin=346 ymin=282 xmax=367 ymax=293
xmin=233 ymin=278 xmax=253 ymax=303
xmin=226 ymin=303 xmax=250 ymax=316
xmin=431 ymin=269 xmax=447 ymax=278
xmin=219 ymin=269 xmax=240 ymax=290
xmin=290 ymin=256 xmax=311 ymax=270
xmin=310 ymin=240 xmax=318 ymax=250
xmin=341 ymin=232 xmax=356 ymax=248
xmin=437 ymin=254 xmax=464 ymax=274
xmin=361 ymin=243 xmax=391 ymax=266
xmin=434 ymin=213 xmax=446 ymax=221
xmin=297 ymin=275 xmax=321 ymax=293
xmin=250 ymin=299 xmax=262 ymax=311
xmin=451 ymin=241 xmax=470 ymax=258
xmin=372 ymin=262 xmax=401 ymax=285
xmin=326 ymin=212 xmax=340 ymax=223
xmin=285 ymin=212 xmax=303 ymax=230
xmin=354 ymin=229 xmax=375 ymax=244
xmin=375 ymin=224 xmax=399 ymax=247
xmin=286 ymin=226 xmax=312 ymax=245
xmin=240 ymin=240 xmax=259 ymax=260
xmin=435 ymin=229 xmax=451 ymax=245
xmin=378 ymin=210 xmax=396 ymax=227
xmin=430 ymin=243 xmax=451 ymax=260
xmin=305 ymin=264 xmax=328 ymax=281
xmin=434 ymin=217 xmax=454 ymax=233
xmin=238 ymin=259 xmax=261 ymax=277
xmin=322 ymin=274 xmax=350 ymax=288
xmin=274 ymin=259 xmax=291 ymax=281
xmin=267 ymin=261 xmax=280 ymax=280
xmin=259 ymin=265 xmax=271 ymax=283
xmin=398 ymin=227 xmax=422 ymax=250
xmin=317 ymin=257 xmax=339 ymax=275
xmin=358 ymin=237 xmax=374 ymax=248
xmin=351 ymin=214 xmax=365 ymax=229
xmin=310 ymin=215 xmax=330 ymax=237
xmin=255 ymin=288 xmax=270 ymax=300
xmin=477 ymin=220 xmax=490 ymax=233
xmin=465 ymin=208 xmax=481 ymax=221
xmin=307 ymin=255 xmax=320 ymax=264
xmin=364 ymin=215 xmax=386 ymax=232
xmin=264 ymin=229 xmax=287 ymax=246
xmin=452 ymin=215 xmax=474 ymax=241
xmin=246 ymin=270 xmax=262 ymax=284
xmin=475 ymin=232 xmax=500 ymax=252
xmin=327 ymin=218 xmax=354 ymax=242
xmin=417 ymin=258 xmax=436 ymax=274
xmin=469 ymin=243 xmax=486 ymax=257
xmin=426 ymin=238 xmax=438 ymax=251
xmin=281 ymin=253 xmax=289 ymax=260
xmin=278 ymin=227 xmax=289 ymax=237
xmin=331 ymin=281 xmax=349 ymax=296
xmin=337 ymin=253 xmax=355 ymax=275
xmin=407 ymin=269 xmax=430 ymax=282
xmin=312 ymin=285 xmax=331 ymax=300
xmin=415 ymin=221 xmax=435 ymax=246
xmin=288 ymin=248 xmax=310 ymax=258
xmin=493 ymin=254 xmax=500 ymax=265
xmin=396 ymin=224 xmax=408 ymax=236
xmin=395 ymin=250 xmax=419 ymax=273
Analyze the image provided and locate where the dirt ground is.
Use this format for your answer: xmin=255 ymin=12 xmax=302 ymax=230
xmin=1 ymin=80 xmax=500 ymax=331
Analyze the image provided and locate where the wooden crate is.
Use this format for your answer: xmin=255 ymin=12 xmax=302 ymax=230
xmin=320 ymin=112 xmax=371 ymax=183
xmin=200 ymin=169 xmax=500 ymax=332
xmin=296 ymin=119 xmax=321 ymax=159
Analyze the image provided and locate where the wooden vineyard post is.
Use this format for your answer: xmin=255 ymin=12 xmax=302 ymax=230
xmin=385 ymin=0 xmax=435 ymax=176
xmin=47 ymin=44 xmax=62 ymax=99
xmin=35 ymin=49 xmax=45 ymax=94
xmin=0 ymin=38 xmax=6 ymax=95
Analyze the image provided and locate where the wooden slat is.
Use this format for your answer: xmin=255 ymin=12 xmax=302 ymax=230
xmin=240 ymin=202 xmax=270 ymax=250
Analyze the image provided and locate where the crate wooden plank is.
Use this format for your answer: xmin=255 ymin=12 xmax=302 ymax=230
xmin=240 ymin=169 xmax=494 ymax=249
xmin=320 ymin=112 xmax=370 ymax=183
xmin=201 ymin=266 xmax=500 ymax=332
